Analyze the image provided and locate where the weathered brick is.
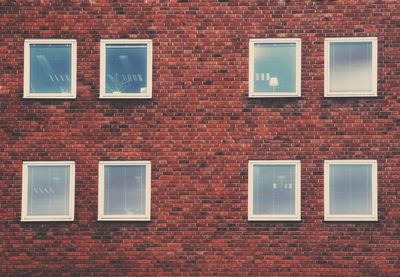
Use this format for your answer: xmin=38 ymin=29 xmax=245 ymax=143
xmin=0 ymin=0 xmax=399 ymax=276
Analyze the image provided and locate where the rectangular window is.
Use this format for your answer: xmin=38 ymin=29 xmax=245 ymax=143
xmin=324 ymin=160 xmax=377 ymax=221
xmin=248 ymin=160 xmax=301 ymax=221
xmin=21 ymin=161 xmax=75 ymax=221
xmin=98 ymin=161 xmax=151 ymax=221
xmin=249 ymin=38 xmax=301 ymax=97
xmin=325 ymin=37 xmax=377 ymax=97
xmin=100 ymin=39 xmax=152 ymax=99
xmin=24 ymin=39 xmax=77 ymax=98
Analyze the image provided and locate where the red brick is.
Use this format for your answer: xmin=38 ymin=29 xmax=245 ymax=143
xmin=0 ymin=0 xmax=399 ymax=276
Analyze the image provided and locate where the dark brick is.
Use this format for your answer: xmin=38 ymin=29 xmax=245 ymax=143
xmin=0 ymin=0 xmax=399 ymax=276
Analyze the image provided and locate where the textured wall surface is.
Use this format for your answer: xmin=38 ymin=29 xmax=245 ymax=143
xmin=1 ymin=0 xmax=399 ymax=276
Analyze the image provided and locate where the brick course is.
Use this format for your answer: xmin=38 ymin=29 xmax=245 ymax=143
xmin=0 ymin=0 xmax=399 ymax=275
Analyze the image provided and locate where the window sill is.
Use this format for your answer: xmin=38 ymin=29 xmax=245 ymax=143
xmin=21 ymin=216 xmax=74 ymax=222
xmin=324 ymin=216 xmax=378 ymax=222
xmin=99 ymin=94 xmax=152 ymax=99
xmin=23 ymin=94 xmax=76 ymax=99
xmin=324 ymin=92 xmax=377 ymax=98
xmin=97 ymin=216 xmax=151 ymax=221
xmin=248 ymin=216 xmax=301 ymax=221
xmin=249 ymin=92 xmax=301 ymax=98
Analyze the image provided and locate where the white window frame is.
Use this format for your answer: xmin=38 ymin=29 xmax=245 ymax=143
xmin=324 ymin=160 xmax=378 ymax=221
xmin=324 ymin=37 xmax=378 ymax=97
xmin=21 ymin=161 xmax=75 ymax=221
xmin=98 ymin=161 xmax=151 ymax=221
xmin=249 ymin=38 xmax=301 ymax=98
xmin=248 ymin=160 xmax=301 ymax=221
xmin=100 ymin=39 xmax=152 ymax=99
xmin=24 ymin=39 xmax=77 ymax=99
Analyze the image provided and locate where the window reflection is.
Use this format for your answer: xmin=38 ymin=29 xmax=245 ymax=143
xmin=105 ymin=44 xmax=147 ymax=94
xmin=27 ymin=165 xmax=70 ymax=216
xmin=30 ymin=44 xmax=72 ymax=94
xmin=104 ymin=165 xmax=146 ymax=215
xmin=329 ymin=42 xmax=372 ymax=93
xmin=254 ymin=43 xmax=296 ymax=93
xmin=253 ymin=165 xmax=296 ymax=215
xmin=329 ymin=164 xmax=372 ymax=215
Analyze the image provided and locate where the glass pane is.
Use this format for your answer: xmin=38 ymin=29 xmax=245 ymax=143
xmin=27 ymin=165 xmax=70 ymax=216
xmin=105 ymin=44 xmax=147 ymax=94
xmin=329 ymin=164 xmax=372 ymax=215
xmin=253 ymin=164 xmax=296 ymax=215
xmin=104 ymin=165 xmax=146 ymax=215
xmin=253 ymin=43 xmax=296 ymax=93
xmin=30 ymin=44 xmax=72 ymax=94
xmin=329 ymin=42 xmax=372 ymax=92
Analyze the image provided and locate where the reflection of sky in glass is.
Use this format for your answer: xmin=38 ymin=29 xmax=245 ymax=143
xmin=253 ymin=165 xmax=295 ymax=215
xmin=329 ymin=164 xmax=372 ymax=215
xmin=254 ymin=43 xmax=296 ymax=93
xmin=104 ymin=165 xmax=146 ymax=215
xmin=30 ymin=44 xmax=71 ymax=94
xmin=27 ymin=166 xmax=70 ymax=216
xmin=330 ymin=42 xmax=372 ymax=92
xmin=106 ymin=44 xmax=147 ymax=94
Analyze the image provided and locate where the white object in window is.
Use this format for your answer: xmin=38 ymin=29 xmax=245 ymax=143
xmin=249 ymin=38 xmax=301 ymax=97
xmin=100 ymin=39 xmax=152 ymax=99
xmin=324 ymin=160 xmax=378 ymax=221
xmin=324 ymin=37 xmax=377 ymax=97
xmin=21 ymin=161 xmax=75 ymax=221
xmin=24 ymin=39 xmax=77 ymax=99
xmin=98 ymin=161 xmax=151 ymax=221
xmin=248 ymin=160 xmax=301 ymax=221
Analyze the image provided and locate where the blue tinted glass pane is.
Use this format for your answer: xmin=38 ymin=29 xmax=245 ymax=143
xmin=329 ymin=42 xmax=372 ymax=92
xmin=106 ymin=44 xmax=147 ymax=94
xmin=253 ymin=165 xmax=296 ymax=215
xmin=329 ymin=164 xmax=372 ymax=215
xmin=254 ymin=43 xmax=296 ymax=93
xmin=30 ymin=44 xmax=72 ymax=94
xmin=104 ymin=165 xmax=146 ymax=215
xmin=27 ymin=165 xmax=70 ymax=216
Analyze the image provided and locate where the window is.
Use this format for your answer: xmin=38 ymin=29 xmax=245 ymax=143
xmin=248 ymin=160 xmax=301 ymax=221
xmin=98 ymin=161 xmax=151 ymax=221
xmin=249 ymin=38 xmax=301 ymax=97
xmin=324 ymin=160 xmax=377 ymax=221
xmin=24 ymin=39 xmax=77 ymax=98
xmin=21 ymin=161 xmax=75 ymax=221
xmin=325 ymin=37 xmax=377 ymax=97
xmin=100 ymin=39 xmax=152 ymax=99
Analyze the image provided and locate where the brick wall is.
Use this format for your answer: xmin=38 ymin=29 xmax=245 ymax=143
xmin=0 ymin=0 xmax=399 ymax=275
